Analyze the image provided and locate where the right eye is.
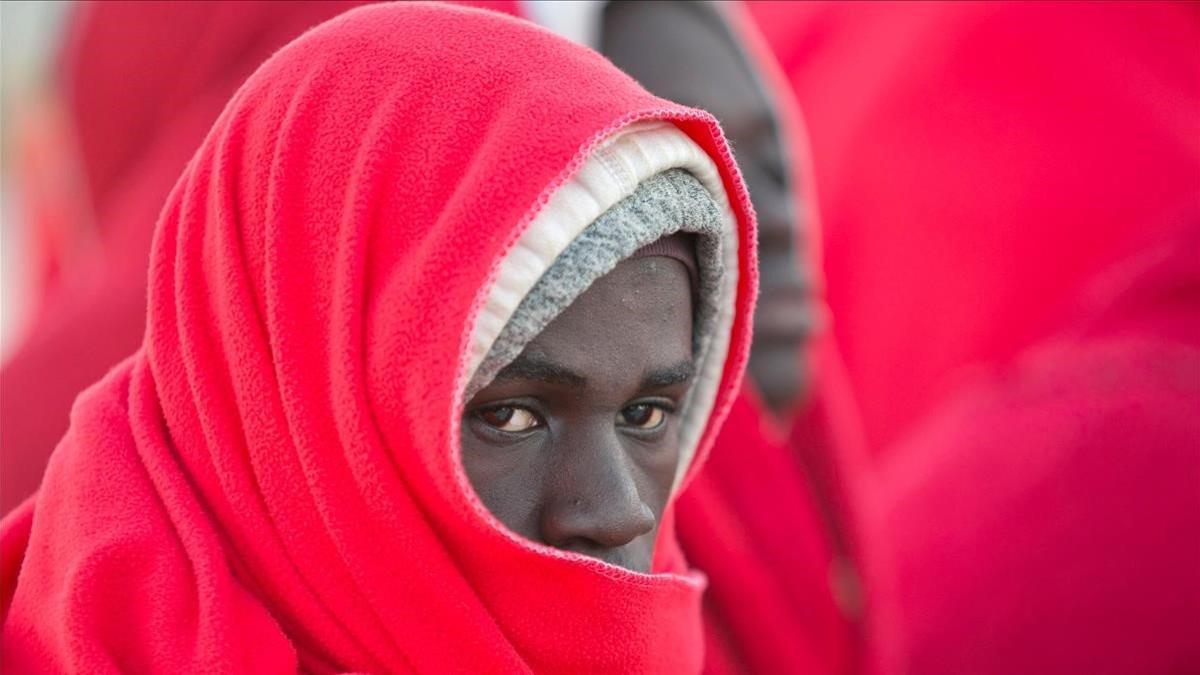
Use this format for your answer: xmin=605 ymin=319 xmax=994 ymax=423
xmin=478 ymin=406 xmax=542 ymax=433
xmin=617 ymin=403 xmax=667 ymax=430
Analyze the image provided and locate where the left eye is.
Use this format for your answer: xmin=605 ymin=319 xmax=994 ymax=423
xmin=478 ymin=406 xmax=542 ymax=432
xmin=618 ymin=404 xmax=667 ymax=430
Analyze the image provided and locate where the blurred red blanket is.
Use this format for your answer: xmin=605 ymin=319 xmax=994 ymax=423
xmin=749 ymin=2 xmax=1200 ymax=671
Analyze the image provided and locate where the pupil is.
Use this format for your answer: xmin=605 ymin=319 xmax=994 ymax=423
xmin=624 ymin=405 xmax=651 ymax=426
xmin=486 ymin=407 xmax=514 ymax=425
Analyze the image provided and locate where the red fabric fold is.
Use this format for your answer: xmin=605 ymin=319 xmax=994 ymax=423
xmin=677 ymin=388 xmax=854 ymax=675
xmin=1 ymin=4 xmax=758 ymax=672
xmin=1 ymin=0 xmax=370 ymax=515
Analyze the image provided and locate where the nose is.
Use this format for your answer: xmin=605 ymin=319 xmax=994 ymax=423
xmin=539 ymin=430 xmax=656 ymax=554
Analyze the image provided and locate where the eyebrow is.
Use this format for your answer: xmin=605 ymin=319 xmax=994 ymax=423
xmin=492 ymin=356 xmax=695 ymax=390
xmin=641 ymin=360 xmax=696 ymax=389
xmin=494 ymin=355 xmax=587 ymax=387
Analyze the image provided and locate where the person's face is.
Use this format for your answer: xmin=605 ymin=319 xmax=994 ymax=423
xmin=462 ymin=256 xmax=694 ymax=573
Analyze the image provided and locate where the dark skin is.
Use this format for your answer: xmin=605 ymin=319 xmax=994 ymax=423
xmin=462 ymin=256 xmax=694 ymax=573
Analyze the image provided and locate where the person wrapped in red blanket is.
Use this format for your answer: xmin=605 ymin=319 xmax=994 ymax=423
xmin=748 ymin=2 xmax=1200 ymax=672
xmin=0 ymin=4 xmax=762 ymax=670
xmin=4 ymin=2 xmax=862 ymax=671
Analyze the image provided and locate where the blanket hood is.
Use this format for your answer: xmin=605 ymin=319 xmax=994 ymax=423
xmin=1 ymin=3 xmax=757 ymax=673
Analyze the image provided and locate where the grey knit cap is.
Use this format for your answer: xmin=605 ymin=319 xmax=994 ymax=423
xmin=467 ymin=168 xmax=725 ymax=397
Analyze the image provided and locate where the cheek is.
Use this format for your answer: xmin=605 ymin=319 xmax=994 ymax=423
xmin=459 ymin=424 xmax=546 ymax=538
xmin=626 ymin=434 xmax=684 ymax=518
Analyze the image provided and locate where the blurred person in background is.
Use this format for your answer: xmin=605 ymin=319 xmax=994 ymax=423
xmin=749 ymin=1 xmax=1200 ymax=672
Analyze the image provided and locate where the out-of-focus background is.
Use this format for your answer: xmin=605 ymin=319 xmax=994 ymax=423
xmin=1 ymin=1 xmax=71 ymax=356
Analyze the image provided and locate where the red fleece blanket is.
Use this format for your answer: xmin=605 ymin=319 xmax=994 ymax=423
xmin=1 ymin=0 xmax=370 ymax=515
xmin=0 ymin=4 xmax=759 ymax=672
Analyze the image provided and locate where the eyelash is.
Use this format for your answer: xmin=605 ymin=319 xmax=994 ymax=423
xmin=473 ymin=400 xmax=676 ymax=435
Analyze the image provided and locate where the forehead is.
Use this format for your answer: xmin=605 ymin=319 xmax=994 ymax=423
xmin=519 ymin=256 xmax=694 ymax=385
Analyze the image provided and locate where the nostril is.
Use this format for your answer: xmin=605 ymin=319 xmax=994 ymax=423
xmin=541 ymin=496 xmax=656 ymax=551
xmin=556 ymin=537 xmax=604 ymax=557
